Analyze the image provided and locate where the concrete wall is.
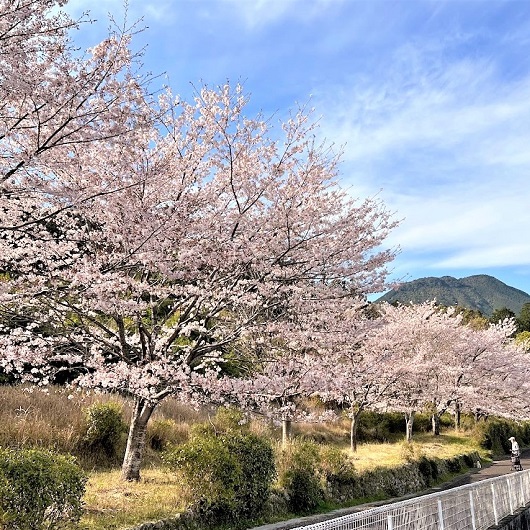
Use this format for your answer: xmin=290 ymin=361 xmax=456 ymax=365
xmin=492 ymin=503 xmax=530 ymax=530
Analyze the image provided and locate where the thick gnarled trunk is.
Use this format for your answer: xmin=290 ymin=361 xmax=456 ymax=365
xmin=121 ymin=398 xmax=156 ymax=481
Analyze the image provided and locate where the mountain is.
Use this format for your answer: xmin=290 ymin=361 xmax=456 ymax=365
xmin=375 ymin=274 xmax=530 ymax=316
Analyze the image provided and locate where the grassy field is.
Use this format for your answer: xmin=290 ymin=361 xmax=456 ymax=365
xmin=0 ymin=386 xmax=489 ymax=530
xmin=80 ymin=469 xmax=187 ymax=530
xmin=77 ymin=431 xmax=487 ymax=530
xmin=350 ymin=432 xmax=485 ymax=472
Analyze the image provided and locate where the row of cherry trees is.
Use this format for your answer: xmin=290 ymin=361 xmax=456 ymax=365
xmin=210 ymin=300 xmax=529 ymax=451
xmin=1 ymin=1 xmax=528 ymax=482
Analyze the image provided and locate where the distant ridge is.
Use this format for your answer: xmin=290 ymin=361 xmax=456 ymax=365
xmin=375 ymin=274 xmax=530 ymax=316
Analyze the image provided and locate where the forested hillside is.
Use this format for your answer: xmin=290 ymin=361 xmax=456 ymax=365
xmin=376 ymin=274 xmax=530 ymax=316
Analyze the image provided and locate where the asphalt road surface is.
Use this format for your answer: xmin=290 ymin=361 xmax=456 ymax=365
xmin=435 ymin=449 xmax=529 ymax=490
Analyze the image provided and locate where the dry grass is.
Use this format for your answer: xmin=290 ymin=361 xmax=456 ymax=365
xmin=80 ymin=469 xmax=186 ymax=530
xmin=0 ymin=386 xmax=128 ymax=452
xmin=156 ymin=398 xmax=210 ymax=424
xmin=349 ymin=431 xmax=486 ymax=472
xmin=292 ymin=417 xmax=351 ymax=445
xmin=0 ymin=386 xmax=212 ymax=459
xmin=0 ymin=386 xmax=487 ymax=529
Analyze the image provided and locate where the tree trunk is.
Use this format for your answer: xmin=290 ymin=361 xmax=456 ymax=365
xmin=121 ymin=398 xmax=156 ymax=481
xmin=282 ymin=418 xmax=292 ymax=446
xmin=454 ymin=401 xmax=461 ymax=430
xmin=431 ymin=413 xmax=440 ymax=436
xmin=404 ymin=411 xmax=415 ymax=442
xmin=350 ymin=414 xmax=359 ymax=452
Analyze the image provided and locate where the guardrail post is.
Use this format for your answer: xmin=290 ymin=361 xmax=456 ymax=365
xmin=469 ymin=490 xmax=477 ymax=530
xmin=387 ymin=514 xmax=393 ymax=530
xmin=507 ymin=476 xmax=514 ymax=515
xmin=491 ymin=483 xmax=499 ymax=525
xmin=437 ymin=499 xmax=444 ymax=530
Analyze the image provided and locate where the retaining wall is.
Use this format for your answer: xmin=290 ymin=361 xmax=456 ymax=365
xmin=492 ymin=503 xmax=530 ymax=530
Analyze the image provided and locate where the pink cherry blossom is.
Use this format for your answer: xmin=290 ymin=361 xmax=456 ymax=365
xmin=1 ymin=2 xmax=398 ymax=481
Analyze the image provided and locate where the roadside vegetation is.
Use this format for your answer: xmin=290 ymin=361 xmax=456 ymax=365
xmin=2 ymin=384 xmax=525 ymax=530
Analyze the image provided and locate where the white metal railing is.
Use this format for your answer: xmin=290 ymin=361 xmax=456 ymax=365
xmin=292 ymin=469 xmax=530 ymax=530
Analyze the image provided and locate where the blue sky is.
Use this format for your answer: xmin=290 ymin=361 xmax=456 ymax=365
xmin=64 ymin=0 xmax=530 ymax=298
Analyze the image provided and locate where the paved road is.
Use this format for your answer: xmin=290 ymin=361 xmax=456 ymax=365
xmin=435 ymin=449 xmax=529 ymax=490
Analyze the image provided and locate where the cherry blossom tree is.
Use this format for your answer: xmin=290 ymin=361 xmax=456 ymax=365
xmin=317 ymin=314 xmax=400 ymax=451
xmin=213 ymin=347 xmax=329 ymax=446
xmin=455 ymin=320 xmax=530 ymax=421
xmin=1 ymin=28 xmax=399 ymax=482
xmin=273 ymin=297 xmax=396 ymax=452
xmin=204 ymin=289 xmax=384 ymax=447
xmin=350 ymin=302 xmax=435 ymax=441
xmin=363 ymin=302 xmax=525 ymax=441
xmin=1 ymin=0 xmax=153 ymax=260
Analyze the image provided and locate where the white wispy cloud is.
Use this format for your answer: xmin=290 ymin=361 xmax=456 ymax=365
xmin=219 ymin=0 xmax=346 ymax=29
xmin=436 ymin=244 xmax=530 ymax=269
xmin=319 ymin=59 xmax=530 ymax=173
xmin=314 ymin=31 xmax=530 ymax=275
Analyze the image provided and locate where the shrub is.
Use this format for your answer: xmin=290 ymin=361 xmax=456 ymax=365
xmin=163 ymin=413 xmax=275 ymax=525
xmin=412 ymin=413 xmax=432 ymax=433
xmin=400 ymin=441 xmax=418 ymax=463
xmin=81 ymin=401 xmax=126 ymax=460
xmin=417 ymin=456 xmax=438 ymax=486
xmin=446 ymin=456 xmax=463 ymax=473
xmin=357 ymin=411 xmax=403 ymax=442
xmin=463 ymin=453 xmax=475 ymax=468
xmin=164 ymin=433 xmax=238 ymax=518
xmin=0 ymin=448 xmax=87 ymax=530
xmin=472 ymin=418 xmax=530 ymax=455
xmin=278 ymin=440 xmax=324 ymax=514
xmin=440 ymin=413 xmax=455 ymax=429
xmin=519 ymin=422 xmax=530 ymax=446
xmin=147 ymin=418 xmax=188 ymax=451
xmin=319 ymin=446 xmax=356 ymax=485
xmin=224 ymin=432 xmax=276 ymax=519
xmin=319 ymin=446 xmax=358 ymax=502
xmin=210 ymin=406 xmax=250 ymax=433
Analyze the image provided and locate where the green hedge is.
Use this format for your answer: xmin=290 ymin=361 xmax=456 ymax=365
xmin=475 ymin=418 xmax=530 ymax=455
xmin=0 ymin=448 xmax=87 ymax=530
xmin=324 ymin=451 xmax=480 ymax=504
xmin=136 ymin=444 xmax=480 ymax=529
xmin=163 ymin=409 xmax=275 ymax=527
xmin=273 ymin=440 xmax=480 ymax=514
